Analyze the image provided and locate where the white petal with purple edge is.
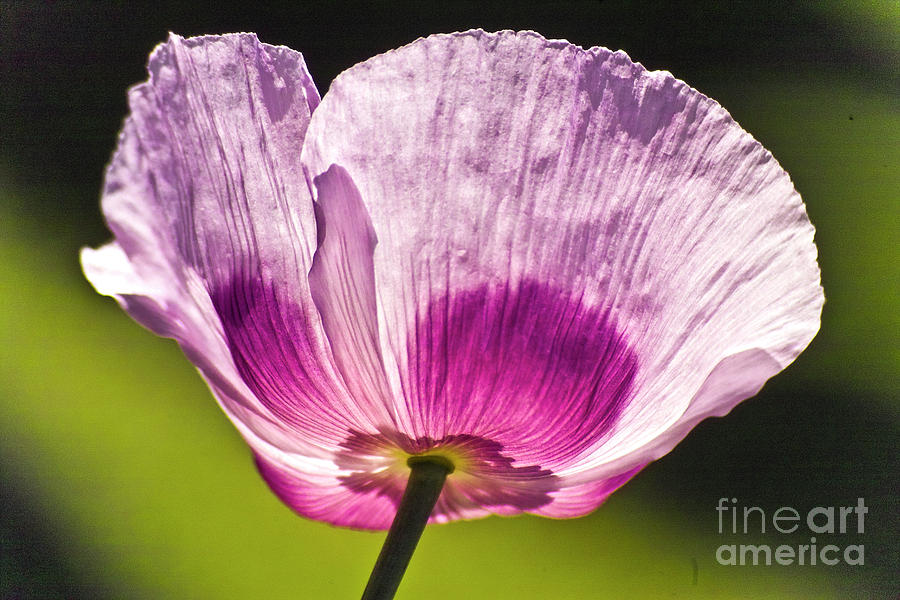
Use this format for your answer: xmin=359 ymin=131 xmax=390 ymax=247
xmin=301 ymin=30 xmax=823 ymax=519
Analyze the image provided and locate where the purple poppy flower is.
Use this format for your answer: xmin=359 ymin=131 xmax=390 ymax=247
xmin=82 ymin=31 xmax=823 ymax=532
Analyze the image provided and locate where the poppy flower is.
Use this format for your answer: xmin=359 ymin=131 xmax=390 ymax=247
xmin=82 ymin=31 xmax=822 ymax=537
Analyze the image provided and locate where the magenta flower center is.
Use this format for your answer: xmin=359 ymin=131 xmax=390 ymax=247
xmin=217 ymin=276 xmax=637 ymax=514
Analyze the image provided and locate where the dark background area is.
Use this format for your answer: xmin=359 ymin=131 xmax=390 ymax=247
xmin=1 ymin=1 xmax=897 ymax=598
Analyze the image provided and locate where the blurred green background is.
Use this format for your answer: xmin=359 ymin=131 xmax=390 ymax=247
xmin=1 ymin=1 xmax=897 ymax=598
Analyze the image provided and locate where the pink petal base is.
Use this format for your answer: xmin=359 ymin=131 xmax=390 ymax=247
xmin=337 ymin=430 xmax=558 ymax=510
xmin=255 ymin=433 xmax=644 ymax=530
xmin=225 ymin=274 xmax=643 ymax=529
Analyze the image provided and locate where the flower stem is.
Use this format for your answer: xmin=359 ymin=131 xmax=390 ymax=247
xmin=361 ymin=456 xmax=453 ymax=600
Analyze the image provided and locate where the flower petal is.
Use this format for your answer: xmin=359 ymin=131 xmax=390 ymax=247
xmin=532 ymin=465 xmax=646 ymax=519
xmin=82 ymin=33 xmax=379 ymax=461
xmin=569 ymin=348 xmax=783 ymax=484
xmin=395 ymin=280 xmax=638 ymax=470
xmin=254 ymin=449 xmax=399 ymax=530
xmin=307 ymin=165 xmax=397 ymax=425
xmin=301 ymin=30 xmax=822 ymax=517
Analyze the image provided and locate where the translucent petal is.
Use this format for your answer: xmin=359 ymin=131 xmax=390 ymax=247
xmin=82 ymin=33 xmax=378 ymax=460
xmin=301 ymin=30 xmax=823 ymax=518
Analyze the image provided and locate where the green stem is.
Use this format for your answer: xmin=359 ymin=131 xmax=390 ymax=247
xmin=361 ymin=456 xmax=453 ymax=600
